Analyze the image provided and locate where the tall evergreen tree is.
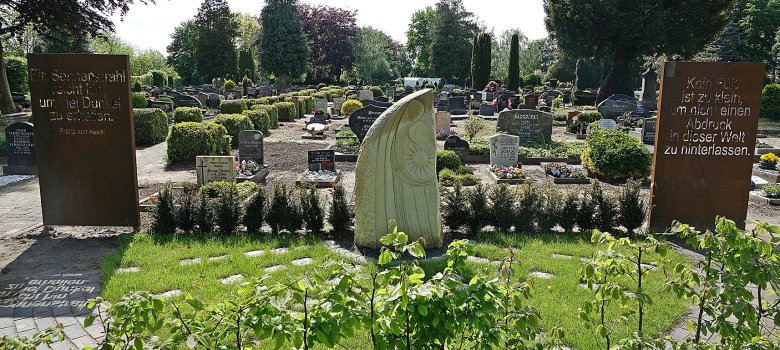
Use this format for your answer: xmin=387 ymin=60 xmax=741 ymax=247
xmin=167 ymin=20 xmax=197 ymax=86
xmin=193 ymin=0 xmax=238 ymax=81
xmin=238 ymin=48 xmax=255 ymax=81
xmin=259 ymin=0 xmax=309 ymax=89
xmin=430 ymin=0 xmax=478 ymax=84
xmin=508 ymin=33 xmax=521 ymax=91
xmin=406 ymin=7 xmax=437 ymax=77
xmin=470 ymin=33 xmax=491 ymax=89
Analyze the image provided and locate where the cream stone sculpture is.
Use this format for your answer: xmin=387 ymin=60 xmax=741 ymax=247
xmin=354 ymin=89 xmax=443 ymax=248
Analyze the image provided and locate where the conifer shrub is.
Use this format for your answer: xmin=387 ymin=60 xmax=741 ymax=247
xmin=514 ymin=183 xmax=541 ymax=233
xmin=301 ymin=187 xmax=324 ymax=233
xmin=559 ymin=191 xmax=579 ymax=232
xmin=243 ymin=187 xmax=266 ymax=234
xmin=176 ymin=182 xmax=198 ymax=233
xmin=590 ymin=181 xmax=617 ymax=232
xmin=489 ymin=184 xmax=515 ymax=232
xmin=465 ymin=184 xmax=489 ymax=234
xmin=196 ymin=192 xmax=214 ymax=234
xmin=329 ymin=184 xmax=352 ymax=235
xmin=537 ymin=187 xmax=563 ymax=232
xmin=153 ymin=183 xmax=176 ymax=234
xmin=441 ymin=182 xmax=469 ymax=233
xmin=618 ymin=179 xmax=647 ymax=235
xmin=576 ymin=191 xmax=597 ymax=233
xmin=214 ymin=182 xmax=242 ymax=235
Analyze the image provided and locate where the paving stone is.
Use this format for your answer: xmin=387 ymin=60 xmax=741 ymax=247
xmin=220 ymin=275 xmax=244 ymax=285
xmin=84 ymin=323 xmax=106 ymax=339
xmin=207 ymin=255 xmax=229 ymax=262
xmin=34 ymin=317 xmax=57 ymax=330
xmin=179 ymin=258 xmax=201 ymax=266
xmin=467 ymin=256 xmax=491 ymax=264
xmin=264 ymin=265 xmax=286 ymax=273
xmin=157 ymin=290 xmax=182 ymax=299
xmin=271 ymin=248 xmax=289 ymax=254
xmin=323 ymin=240 xmax=369 ymax=263
xmin=0 ymin=324 xmax=17 ymax=337
xmin=62 ymin=323 xmax=88 ymax=339
xmin=551 ymin=253 xmax=573 ymax=260
xmin=49 ymin=339 xmax=76 ymax=350
xmin=33 ymin=307 xmax=52 ymax=316
xmin=291 ymin=258 xmax=313 ymax=266
xmin=529 ymin=271 xmax=553 ymax=279
xmin=116 ymin=266 xmax=140 ymax=273
xmin=54 ymin=315 xmax=79 ymax=327
xmin=15 ymin=318 xmax=36 ymax=332
xmin=244 ymin=250 xmax=265 ymax=257
xmin=70 ymin=334 xmax=99 ymax=349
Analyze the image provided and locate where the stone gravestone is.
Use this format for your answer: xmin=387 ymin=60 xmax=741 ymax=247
xmin=238 ymin=131 xmax=264 ymax=164
xmin=361 ymin=99 xmax=392 ymax=108
xmin=444 ymin=135 xmax=470 ymax=158
xmin=448 ymin=96 xmax=466 ymax=114
xmin=314 ymin=98 xmax=328 ymax=112
xmin=597 ymin=118 xmax=619 ymax=130
xmin=641 ymin=68 xmax=658 ymax=111
xmin=309 ymin=115 xmax=326 ymax=125
xmin=196 ymin=155 xmax=237 ymax=185
xmin=435 ymin=111 xmax=451 ymax=131
xmin=333 ymin=98 xmax=345 ymax=116
xmin=174 ymin=95 xmax=202 ymax=108
xmin=488 ymin=133 xmax=520 ymax=166
xmin=597 ymin=94 xmax=651 ymax=119
xmin=648 ymin=61 xmax=765 ymax=232
xmin=349 ymin=105 xmax=387 ymax=142
xmin=641 ymin=118 xmax=656 ymax=145
xmin=2 ymin=122 xmax=37 ymax=175
xmin=523 ymin=94 xmax=539 ymax=109
xmin=358 ymin=90 xmax=373 ymax=101
xmin=197 ymin=92 xmax=209 ymax=106
xmin=496 ymin=109 xmax=553 ymax=142
xmin=354 ymin=89 xmax=442 ymax=249
xmin=308 ymin=149 xmax=335 ymax=172
xmin=27 ymin=53 xmax=139 ymax=227
xmin=147 ymin=100 xmax=173 ymax=113
xmin=206 ymin=93 xmax=221 ymax=108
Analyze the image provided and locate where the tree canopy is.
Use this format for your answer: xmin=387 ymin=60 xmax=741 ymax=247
xmin=298 ymin=4 xmax=357 ymax=83
xmin=259 ymin=0 xmax=309 ymax=88
xmin=193 ymin=0 xmax=238 ymax=81
xmin=429 ymin=0 xmax=478 ymax=84
xmin=167 ymin=20 xmax=197 ymax=86
xmin=406 ymin=7 xmax=436 ymax=77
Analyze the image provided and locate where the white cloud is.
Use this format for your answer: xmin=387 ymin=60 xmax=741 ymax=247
xmin=111 ymin=0 xmax=547 ymax=53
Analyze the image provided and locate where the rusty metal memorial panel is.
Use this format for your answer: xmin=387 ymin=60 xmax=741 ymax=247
xmin=28 ymin=54 xmax=139 ymax=227
xmin=648 ymin=62 xmax=765 ymax=232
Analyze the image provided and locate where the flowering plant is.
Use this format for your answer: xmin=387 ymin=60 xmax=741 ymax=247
xmin=543 ymin=163 xmax=586 ymax=179
xmin=490 ymin=165 xmax=525 ymax=179
xmin=760 ymin=153 xmax=778 ymax=164
xmin=238 ymin=160 xmax=262 ymax=176
xmin=436 ymin=129 xmax=457 ymax=138
xmin=763 ymin=184 xmax=780 ymax=198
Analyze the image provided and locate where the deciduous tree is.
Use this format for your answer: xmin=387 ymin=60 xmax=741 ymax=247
xmin=430 ymin=0 xmax=478 ymax=84
xmin=297 ymin=4 xmax=357 ymax=83
xmin=167 ymin=20 xmax=197 ymax=85
xmin=406 ymin=7 xmax=436 ymax=77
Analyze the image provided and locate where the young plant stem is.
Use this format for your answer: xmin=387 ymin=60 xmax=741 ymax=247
xmin=637 ymin=248 xmax=644 ymax=350
xmin=236 ymin=306 xmax=242 ymax=350
xmin=695 ymin=251 xmax=713 ymax=343
xmin=303 ymin=288 xmax=309 ymax=350
xmin=369 ymin=274 xmax=377 ymax=348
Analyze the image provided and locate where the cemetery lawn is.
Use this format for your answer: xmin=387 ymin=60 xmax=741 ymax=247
xmin=101 ymin=232 xmax=690 ymax=349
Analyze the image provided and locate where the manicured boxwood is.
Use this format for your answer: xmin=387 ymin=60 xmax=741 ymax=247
xmin=220 ymin=100 xmax=247 ymax=114
xmin=252 ymin=104 xmax=279 ymax=129
xmin=242 ymin=109 xmax=270 ymax=134
xmin=166 ymin=122 xmax=231 ymax=164
xmin=761 ymin=83 xmax=780 ymax=121
xmin=581 ymin=129 xmax=652 ymax=182
xmin=240 ymin=98 xmax=262 ymax=110
xmin=132 ymin=93 xmax=148 ymax=108
xmin=174 ymin=107 xmax=203 ymax=123
xmin=215 ymin=114 xmax=254 ymax=147
xmin=341 ymin=99 xmax=363 ymax=117
xmin=274 ymin=101 xmax=297 ymax=122
xmin=369 ymin=86 xmax=384 ymax=98
xmin=436 ymin=150 xmax=463 ymax=173
xmin=133 ymin=108 xmax=169 ymax=145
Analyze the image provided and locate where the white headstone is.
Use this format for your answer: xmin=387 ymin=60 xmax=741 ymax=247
xmin=488 ymin=134 xmax=520 ymax=166
xmin=358 ymin=90 xmax=374 ymax=101
xmin=435 ymin=111 xmax=452 ymax=131
xmin=314 ymin=99 xmax=328 ymax=112
xmin=333 ymin=98 xmax=345 ymax=115
xmin=598 ymin=119 xmax=619 ymax=130
xmin=196 ymin=156 xmax=237 ymax=185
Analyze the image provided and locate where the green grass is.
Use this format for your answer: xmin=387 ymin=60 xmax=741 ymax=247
xmin=101 ymin=232 xmax=690 ymax=349
xmin=759 ymin=118 xmax=780 ymax=127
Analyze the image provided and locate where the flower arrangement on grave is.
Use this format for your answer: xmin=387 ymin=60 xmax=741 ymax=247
xmin=436 ymin=129 xmax=458 ymax=140
xmin=543 ymin=162 xmax=586 ymax=179
xmin=490 ymin=164 xmax=525 ymax=179
xmin=760 ymin=153 xmax=779 ymax=170
xmin=314 ymin=108 xmax=326 ymax=116
xmin=763 ymin=184 xmax=780 ymax=198
xmin=237 ymin=160 xmax=262 ymax=177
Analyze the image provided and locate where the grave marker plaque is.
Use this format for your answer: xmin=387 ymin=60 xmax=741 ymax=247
xmin=435 ymin=111 xmax=451 ymax=131
xmin=444 ymin=135 xmax=470 ymax=158
xmin=196 ymin=156 xmax=237 ymax=185
xmin=333 ymin=98 xmax=345 ymax=115
xmin=349 ymin=105 xmax=387 ymax=142
xmin=649 ymin=62 xmax=765 ymax=232
xmin=308 ymin=150 xmax=336 ymax=172
xmin=358 ymin=90 xmax=373 ymax=101
xmin=496 ymin=109 xmax=553 ymax=142
xmin=309 ymin=115 xmax=326 ymax=125
xmin=3 ymin=122 xmax=37 ymax=175
xmin=27 ymin=53 xmax=139 ymax=226
xmin=641 ymin=119 xmax=656 ymax=145
xmin=314 ymin=98 xmax=328 ymax=112
xmin=238 ymin=130 xmax=264 ymax=164
xmin=488 ymin=133 xmax=520 ymax=166
xmin=597 ymin=118 xmax=619 ymax=130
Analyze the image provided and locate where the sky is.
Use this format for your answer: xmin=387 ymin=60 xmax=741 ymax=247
xmin=110 ymin=0 xmax=548 ymax=53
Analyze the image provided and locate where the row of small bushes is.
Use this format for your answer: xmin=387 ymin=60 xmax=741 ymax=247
xmin=441 ymin=180 xmax=647 ymax=235
xmin=153 ymin=182 xmax=352 ymax=236
xmin=166 ymin=122 xmax=231 ymax=164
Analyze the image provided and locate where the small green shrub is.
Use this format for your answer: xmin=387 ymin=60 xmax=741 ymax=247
xmin=166 ymin=122 xmax=230 ymax=164
xmin=300 ymin=187 xmax=325 ymax=233
xmin=132 ymin=93 xmax=147 ymax=108
xmin=132 ymin=81 xmax=142 ymax=92
xmin=151 ymin=70 xmax=166 ymax=87
xmin=441 ymin=181 xmax=469 ymax=233
xmin=224 ymin=79 xmax=236 ymax=90
xmin=267 ymin=182 xmax=296 ymax=234
xmin=582 ymin=129 xmax=652 ymax=182
xmin=464 ymin=115 xmax=485 ymax=141
xmin=436 ymin=150 xmax=463 ymax=173
xmin=341 ymin=99 xmax=363 ymax=117
xmin=252 ymin=104 xmax=279 ymax=129
xmin=214 ymin=182 xmax=242 ymax=235
xmin=215 ymin=114 xmax=253 ymax=147
xmin=537 ymin=187 xmax=563 ymax=232
xmin=133 ymin=108 xmax=169 ymax=145
xmin=589 ymin=181 xmax=617 ymax=232
xmin=369 ymin=86 xmax=384 ymax=97
xmin=196 ymin=192 xmax=214 ymax=234
xmin=153 ymin=183 xmax=176 ymax=234
xmin=4 ymin=56 xmax=28 ymax=92
xmin=329 ymin=184 xmax=352 ymax=235
xmin=619 ymin=179 xmax=646 ymax=235
xmin=220 ymin=100 xmax=248 ymax=114
xmin=761 ymin=83 xmax=780 ymax=121
xmin=274 ymin=102 xmax=296 ymax=122
xmin=200 ymin=181 xmax=258 ymax=200
xmin=559 ymin=191 xmax=579 ymax=232
xmin=576 ymin=191 xmax=597 ymax=232
xmin=173 ymin=107 xmax=203 ymax=123
xmin=242 ymin=109 xmax=270 ymax=134
xmin=176 ymin=183 xmax=198 ymax=233
xmin=465 ymin=184 xmax=489 ymax=234
xmin=244 ymin=187 xmax=266 ymax=234
xmin=489 ymin=184 xmax=515 ymax=232
xmin=514 ymin=183 xmax=541 ymax=233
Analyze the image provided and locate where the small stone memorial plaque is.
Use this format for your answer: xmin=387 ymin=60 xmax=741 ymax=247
xmin=444 ymin=135 xmax=470 ymax=158
xmin=523 ymin=94 xmax=539 ymax=109
xmin=488 ymin=134 xmax=520 ymax=166
xmin=333 ymin=98 xmax=345 ymax=115
xmin=147 ymin=100 xmax=173 ymax=112
xmin=238 ymin=131 xmax=264 ymax=164
xmin=641 ymin=119 xmax=656 ymax=145
xmin=310 ymin=115 xmax=326 ymax=125
xmin=448 ymin=96 xmax=466 ymax=114
xmin=649 ymin=61 xmax=765 ymax=232
xmin=196 ymin=156 xmax=237 ymax=185
xmin=496 ymin=109 xmax=553 ymax=142
xmin=174 ymin=95 xmax=202 ymax=108
xmin=435 ymin=111 xmax=451 ymax=131
xmin=349 ymin=105 xmax=387 ymax=142
xmin=308 ymin=150 xmax=336 ymax=172
xmin=597 ymin=94 xmax=651 ymax=119
xmin=314 ymin=98 xmax=328 ymax=112
xmin=5 ymin=122 xmax=36 ymax=166
xmin=358 ymin=90 xmax=374 ymax=101
xmin=597 ymin=118 xmax=619 ymax=130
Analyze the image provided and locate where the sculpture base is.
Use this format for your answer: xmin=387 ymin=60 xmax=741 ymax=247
xmin=3 ymin=165 xmax=38 ymax=176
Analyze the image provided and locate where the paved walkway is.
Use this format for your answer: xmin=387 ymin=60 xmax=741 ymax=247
xmin=0 ymin=178 xmax=42 ymax=237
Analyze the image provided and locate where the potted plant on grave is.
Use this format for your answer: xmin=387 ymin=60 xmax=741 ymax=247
xmin=489 ymin=164 xmax=526 ymax=184
xmin=762 ymin=184 xmax=780 ymax=199
xmin=759 ymin=153 xmax=779 ymax=170
xmin=543 ymin=162 xmax=590 ymax=184
xmin=236 ymin=160 xmax=269 ymax=183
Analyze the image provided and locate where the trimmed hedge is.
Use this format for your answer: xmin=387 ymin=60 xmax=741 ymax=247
xmin=132 ymin=93 xmax=148 ymax=108
xmin=436 ymin=150 xmax=463 ymax=173
xmin=166 ymin=122 xmax=231 ymax=164
xmin=174 ymin=107 xmax=203 ymax=123
xmin=242 ymin=109 xmax=270 ymax=134
xmin=220 ymin=100 xmax=247 ymax=114
xmin=274 ymin=102 xmax=296 ymax=122
xmin=341 ymin=99 xmax=363 ymax=117
xmin=133 ymin=108 xmax=169 ymax=145
xmin=215 ymin=114 xmax=254 ymax=147
xmin=761 ymin=83 xmax=780 ymax=121
xmin=369 ymin=86 xmax=384 ymax=98
xmin=581 ymin=129 xmax=652 ymax=182
xmin=4 ymin=56 xmax=28 ymax=93
xmin=253 ymin=104 xmax=279 ymax=129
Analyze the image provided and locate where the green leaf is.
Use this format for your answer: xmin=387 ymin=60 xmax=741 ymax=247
xmin=378 ymin=249 xmax=394 ymax=265
xmin=83 ymin=314 xmax=95 ymax=327
xmin=419 ymin=304 xmax=428 ymax=316
xmin=408 ymin=242 xmax=426 ymax=258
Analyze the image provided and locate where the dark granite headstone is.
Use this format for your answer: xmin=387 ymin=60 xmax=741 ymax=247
xmin=238 ymin=130 xmax=264 ymax=164
xmin=444 ymin=135 xmax=470 ymax=158
xmin=523 ymin=94 xmax=539 ymax=109
xmin=173 ymin=95 xmax=202 ymax=108
xmin=147 ymin=100 xmax=174 ymax=113
xmin=309 ymin=115 xmax=326 ymax=125
xmin=349 ymin=105 xmax=387 ymax=142
xmin=3 ymin=122 xmax=37 ymax=174
xmin=573 ymin=91 xmax=598 ymax=106
xmin=597 ymin=94 xmax=652 ymax=119
xmin=308 ymin=149 xmax=336 ymax=172
xmin=375 ymin=96 xmax=389 ymax=103
xmin=641 ymin=118 xmax=656 ymax=145
xmin=448 ymin=96 xmax=466 ymax=114
xmin=496 ymin=109 xmax=553 ymax=142
xmin=360 ymin=99 xmax=392 ymax=108
xmin=206 ymin=93 xmax=221 ymax=108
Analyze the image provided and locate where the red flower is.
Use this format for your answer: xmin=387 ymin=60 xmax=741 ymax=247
xmin=321 ymin=161 xmax=329 ymax=166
